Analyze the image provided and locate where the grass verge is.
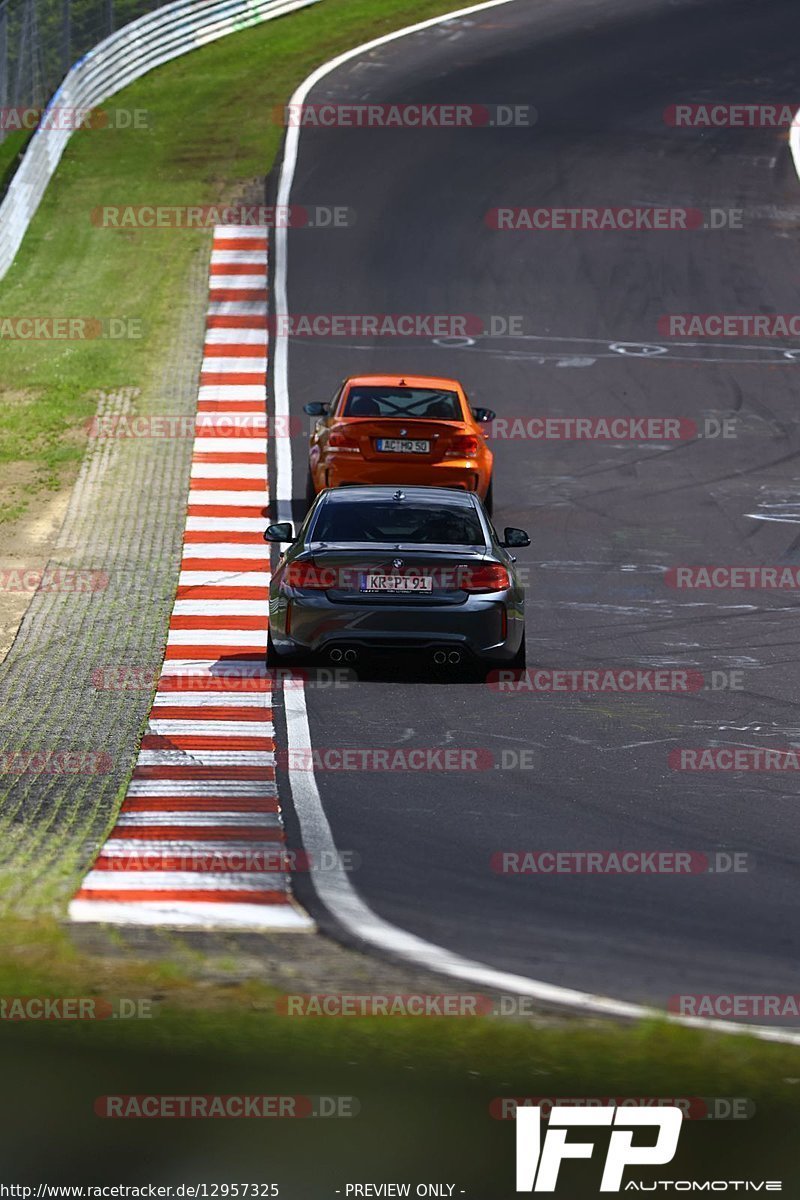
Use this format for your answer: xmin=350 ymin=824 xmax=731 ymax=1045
xmin=0 ymin=0 xmax=470 ymax=524
xmin=1 ymin=918 xmax=800 ymax=1190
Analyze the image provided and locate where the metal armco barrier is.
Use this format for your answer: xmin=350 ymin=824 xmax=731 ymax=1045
xmin=0 ymin=0 xmax=321 ymax=280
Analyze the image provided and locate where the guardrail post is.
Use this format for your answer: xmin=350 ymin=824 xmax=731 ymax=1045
xmin=0 ymin=1 xmax=7 ymax=144
xmin=61 ymin=0 xmax=71 ymax=78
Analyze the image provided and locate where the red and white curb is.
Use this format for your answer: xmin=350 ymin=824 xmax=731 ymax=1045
xmin=69 ymin=225 xmax=313 ymax=931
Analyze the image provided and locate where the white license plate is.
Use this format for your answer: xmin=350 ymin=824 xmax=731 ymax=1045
xmin=361 ymin=574 xmax=433 ymax=593
xmin=376 ymin=438 xmax=430 ymax=454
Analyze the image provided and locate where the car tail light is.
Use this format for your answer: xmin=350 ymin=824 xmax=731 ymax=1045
xmin=445 ymin=434 xmax=480 ymax=458
xmin=284 ymin=562 xmax=336 ymax=589
xmin=459 ymin=563 xmax=510 ymax=592
xmin=328 ymin=427 xmax=361 ymax=452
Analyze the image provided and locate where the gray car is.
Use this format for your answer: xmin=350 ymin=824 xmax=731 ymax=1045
xmin=264 ymin=485 xmax=528 ymax=670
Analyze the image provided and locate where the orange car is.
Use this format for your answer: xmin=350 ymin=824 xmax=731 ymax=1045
xmin=303 ymin=374 xmax=496 ymax=513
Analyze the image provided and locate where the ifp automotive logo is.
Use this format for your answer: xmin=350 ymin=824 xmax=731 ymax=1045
xmin=515 ymin=1105 xmax=682 ymax=1192
xmin=515 ymin=1106 xmax=782 ymax=1192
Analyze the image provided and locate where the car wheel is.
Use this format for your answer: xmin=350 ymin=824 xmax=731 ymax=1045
xmin=484 ymin=476 xmax=494 ymax=517
xmin=305 ymin=467 xmax=316 ymax=511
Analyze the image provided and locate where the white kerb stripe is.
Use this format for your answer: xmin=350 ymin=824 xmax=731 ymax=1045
xmin=214 ymin=225 xmax=268 ymax=237
xmin=149 ymin=720 xmax=273 ymax=737
xmin=198 ymin=385 xmax=267 ymax=401
xmin=206 ymin=302 xmax=268 ymax=317
xmin=101 ymin=839 xmax=283 ymax=854
xmin=189 ymin=439 xmax=267 ymax=456
xmin=80 ymin=872 xmax=287 ymax=892
xmin=211 ymin=251 xmax=267 ymax=266
xmin=179 ymin=545 xmax=267 ymax=560
xmin=68 ymin=899 xmax=314 ymax=930
xmin=135 ymin=750 xmax=275 ymax=767
xmin=185 ymin=518 xmax=267 ymax=534
xmin=157 ymin=658 xmax=268 ymax=678
xmin=201 ymin=357 xmax=267 ymax=373
xmin=209 ymin=276 xmax=266 ymax=290
xmin=172 ymin=599 xmax=268 ymax=614
xmin=187 ymin=491 xmax=268 ymax=507
xmin=151 ymin=689 xmax=271 ymax=706
xmin=204 ymin=327 xmax=267 ymax=345
xmin=189 ymin=469 xmax=266 ymax=483
xmin=126 ymin=780 xmax=276 ymax=796
xmin=115 ymin=811 xmax=281 ymax=827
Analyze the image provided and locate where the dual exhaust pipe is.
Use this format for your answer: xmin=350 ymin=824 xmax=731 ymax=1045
xmin=433 ymin=649 xmax=462 ymax=666
xmin=328 ymin=646 xmax=463 ymax=665
xmin=328 ymin=647 xmax=358 ymax=663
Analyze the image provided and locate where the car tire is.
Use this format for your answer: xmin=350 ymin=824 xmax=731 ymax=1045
xmin=305 ymin=467 xmax=316 ymax=511
xmin=509 ymin=631 xmax=527 ymax=671
xmin=484 ymin=476 xmax=494 ymax=517
xmin=267 ymin=628 xmax=307 ymax=670
xmin=266 ymin=629 xmax=280 ymax=669
xmin=483 ymin=631 xmax=526 ymax=676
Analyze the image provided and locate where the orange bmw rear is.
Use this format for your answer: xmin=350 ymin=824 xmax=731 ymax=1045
xmin=303 ymin=374 xmax=496 ymax=513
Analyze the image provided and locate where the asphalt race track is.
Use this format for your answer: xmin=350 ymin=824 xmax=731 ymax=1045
xmin=269 ymin=0 xmax=800 ymax=1009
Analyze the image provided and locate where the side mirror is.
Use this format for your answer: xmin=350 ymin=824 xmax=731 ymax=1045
xmin=501 ymin=527 xmax=530 ymax=548
xmin=472 ymin=406 xmax=496 ymax=422
xmin=303 ymin=402 xmax=330 ymax=416
xmin=264 ymin=522 xmax=294 ymax=543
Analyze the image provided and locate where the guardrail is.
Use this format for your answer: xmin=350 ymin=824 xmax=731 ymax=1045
xmin=0 ymin=0 xmax=320 ymax=280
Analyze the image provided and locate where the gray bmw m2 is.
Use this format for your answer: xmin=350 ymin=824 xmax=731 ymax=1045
xmin=264 ymin=485 xmax=528 ymax=670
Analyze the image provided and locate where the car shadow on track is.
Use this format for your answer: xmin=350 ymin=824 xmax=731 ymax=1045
xmin=282 ymin=657 xmax=524 ymax=687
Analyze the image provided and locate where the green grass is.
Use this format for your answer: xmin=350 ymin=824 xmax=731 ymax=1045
xmin=0 ymin=129 xmax=31 ymax=193
xmin=0 ymin=0 xmax=470 ymax=524
xmin=1 ymin=918 xmax=800 ymax=1189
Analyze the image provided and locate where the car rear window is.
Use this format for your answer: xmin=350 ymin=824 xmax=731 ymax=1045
xmin=342 ymin=387 xmax=462 ymax=420
xmin=311 ymin=501 xmax=485 ymax=546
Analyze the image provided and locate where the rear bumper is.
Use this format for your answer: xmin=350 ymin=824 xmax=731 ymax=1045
xmin=320 ymin=456 xmax=490 ymax=495
xmin=269 ymin=592 xmax=523 ymax=660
